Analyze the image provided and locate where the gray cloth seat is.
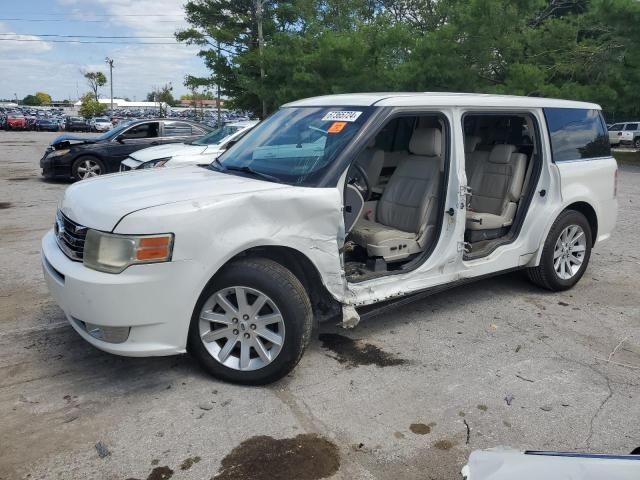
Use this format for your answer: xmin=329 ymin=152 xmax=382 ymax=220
xmin=466 ymin=144 xmax=527 ymax=230
xmin=350 ymin=127 xmax=442 ymax=262
xmin=464 ymin=135 xmax=488 ymax=181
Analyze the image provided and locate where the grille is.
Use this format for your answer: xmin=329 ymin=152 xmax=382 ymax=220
xmin=55 ymin=210 xmax=88 ymax=261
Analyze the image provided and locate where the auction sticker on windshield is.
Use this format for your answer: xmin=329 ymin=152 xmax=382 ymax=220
xmin=321 ymin=111 xmax=363 ymax=122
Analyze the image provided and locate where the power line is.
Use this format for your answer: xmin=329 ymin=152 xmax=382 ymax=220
xmin=0 ymin=33 xmax=177 ymax=39
xmin=0 ymin=38 xmax=183 ymax=45
xmin=0 ymin=18 xmax=180 ymax=23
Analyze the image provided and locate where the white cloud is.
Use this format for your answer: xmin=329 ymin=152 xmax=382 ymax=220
xmin=0 ymin=3 xmax=210 ymax=100
xmin=0 ymin=22 xmax=52 ymax=54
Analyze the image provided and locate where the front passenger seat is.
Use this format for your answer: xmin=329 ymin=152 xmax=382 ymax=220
xmin=350 ymin=127 xmax=442 ymax=262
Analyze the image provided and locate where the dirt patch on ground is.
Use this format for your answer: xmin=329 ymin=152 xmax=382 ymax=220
xmin=213 ymin=433 xmax=340 ymax=480
xmin=180 ymin=456 xmax=201 ymax=470
xmin=319 ymin=333 xmax=407 ymax=368
xmin=410 ymin=422 xmax=436 ymax=435
xmin=0 ymin=202 xmax=12 ymax=209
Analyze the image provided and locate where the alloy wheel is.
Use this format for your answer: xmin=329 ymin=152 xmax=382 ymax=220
xmin=76 ymin=159 xmax=102 ymax=179
xmin=553 ymin=224 xmax=587 ymax=280
xmin=198 ymin=286 xmax=286 ymax=371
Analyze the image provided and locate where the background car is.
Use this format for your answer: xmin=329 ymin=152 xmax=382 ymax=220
xmin=5 ymin=114 xmax=27 ymax=130
xmin=65 ymin=116 xmax=90 ymax=132
xmin=120 ymin=120 xmax=258 ymax=170
xmin=92 ymin=117 xmax=112 ymax=132
xmin=35 ymin=118 xmax=60 ymax=132
xmin=40 ymin=118 xmax=211 ymax=180
xmin=608 ymin=121 xmax=640 ymax=148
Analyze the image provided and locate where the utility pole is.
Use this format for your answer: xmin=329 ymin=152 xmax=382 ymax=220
xmin=105 ymin=57 xmax=114 ymax=117
xmin=216 ymin=41 xmax=221 ymax=127
xmin=255 ymin=0 xmax=267 ymax=119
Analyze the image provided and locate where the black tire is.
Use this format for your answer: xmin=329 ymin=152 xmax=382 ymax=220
xmin=188 ymin=258 xmax=313 ymax=385
xmin=526 ymin=210 xmax=592 ymax=291
xmin=71 ymin=156 xmax=105 ymax=181
xmin=634 ymin=137 xmax=640 ymax=149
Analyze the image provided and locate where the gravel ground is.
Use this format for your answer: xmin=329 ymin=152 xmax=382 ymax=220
xmin=1 ymin=131 xmax=639 ymax=480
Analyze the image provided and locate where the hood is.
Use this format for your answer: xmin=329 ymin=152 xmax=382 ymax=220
xmin=51 ymin=134 xmax=101 ymax=146
xmin=165 ymin=146 xmax=225 ymax=167
xmin=60 ymin=166 xmax=290 ymax=231
xmin=129 ymin=143 xmax=208 ymax=162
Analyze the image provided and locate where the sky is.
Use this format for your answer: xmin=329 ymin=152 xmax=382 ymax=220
xmin=0 ymin=0 xmax=209 ymax=101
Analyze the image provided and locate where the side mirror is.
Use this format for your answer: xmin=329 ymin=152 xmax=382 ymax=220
xmin=223 ymin=139 xmax=238 ymax=150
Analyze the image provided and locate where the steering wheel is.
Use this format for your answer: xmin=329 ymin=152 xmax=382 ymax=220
xmin=348 ymin=163 xmax=371 ymax=201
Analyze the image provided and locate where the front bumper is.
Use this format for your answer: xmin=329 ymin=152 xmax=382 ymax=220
xmin=41 ymin=230 xmax=194 ymax=356
xmin=40 ymin=152 xmax=73 ymax=178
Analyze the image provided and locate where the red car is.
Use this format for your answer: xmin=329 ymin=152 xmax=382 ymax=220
xmin=5 ymin=114 xmax=27 ymax=130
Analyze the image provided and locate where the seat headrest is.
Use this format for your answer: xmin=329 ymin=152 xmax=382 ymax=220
xmin=464 ymin=136 xmax=480 ymax=153
xmin=489 ymin=144 xmax=516 ymax=164
xmin=409 ymin=128 xmax=441 ymax=157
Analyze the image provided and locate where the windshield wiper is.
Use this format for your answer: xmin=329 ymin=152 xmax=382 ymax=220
xmin=224 ymin=165 xmax=281 ymax=183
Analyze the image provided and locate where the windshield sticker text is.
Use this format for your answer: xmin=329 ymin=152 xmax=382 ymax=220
xmin=321 ymin=111 xmax=362 ymax=122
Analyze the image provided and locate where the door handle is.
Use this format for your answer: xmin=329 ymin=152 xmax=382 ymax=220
xmin=446 ymin=207 xmax=455 ymax=216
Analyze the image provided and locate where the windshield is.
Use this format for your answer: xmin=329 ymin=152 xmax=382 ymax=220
xmin=193 ymin=125 xmax=243 ymax=145
xmin=96 ymin=121 xmax=131 ymax=140
xmin=214 ymin=107 xmax=373 ymax=186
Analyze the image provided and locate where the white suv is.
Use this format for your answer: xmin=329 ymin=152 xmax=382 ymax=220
xmin=608 ymin=121 xmax=640 ymax=148
xmin=41 ymin=93 xmax=617 ymax=384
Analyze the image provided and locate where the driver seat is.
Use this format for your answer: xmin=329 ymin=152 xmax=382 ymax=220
xmin=350 ymin=127 xmax=442 ymax=262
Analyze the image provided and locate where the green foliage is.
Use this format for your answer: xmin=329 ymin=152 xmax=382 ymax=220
xmin=35 ymin=92 xmax=52 ymax=104
xmin=178 ymin=0 xmax=640 ymax=120
xmin=22 ymin=94 xmax=42 ymax=106
xmin=78 ymin=93 xmax=107 ymax=119
xmin=145 ymin=83 xmax=176 ymax=107
xmin=84 ymin=71 xmax=107 ymax=101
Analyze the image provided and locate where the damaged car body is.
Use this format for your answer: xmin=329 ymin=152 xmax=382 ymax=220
xmin=41 ymin=93 xmax=617 ymax=384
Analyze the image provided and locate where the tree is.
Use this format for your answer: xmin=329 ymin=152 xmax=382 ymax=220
xmin=78 ymin=93 xmax=107 ymax=118
xmin=83 ymin=71 xmax=107 ymax=101
xmin=22 ymin=94 xmax=42 ymax=106
xmin=145 ymin=83 xmax=176 ymax=106
xmin=176 ymin=0 xmax=640 ymax=120
xmin=35 ymin=91 xmax=52 ymax=105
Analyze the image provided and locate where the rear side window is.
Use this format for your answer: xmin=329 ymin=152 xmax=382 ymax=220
xmin=163 ymin=121 xmax=193 ymax=136
xmin=624 ymin=123 xmax=638 ymax=131
xmin=543 ymin=108 xmax=610 ymax=162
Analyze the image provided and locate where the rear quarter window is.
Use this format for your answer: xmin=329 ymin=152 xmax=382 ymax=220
xmin=543 ymin=108 xmax=610 ymax=162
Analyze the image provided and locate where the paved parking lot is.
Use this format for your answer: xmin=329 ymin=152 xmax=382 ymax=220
xmin=1 ymin=131 xmax=639 ymax=480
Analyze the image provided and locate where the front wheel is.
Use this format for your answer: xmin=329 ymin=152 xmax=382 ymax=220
xmin=72 ymin=156 xmax=105 ymax=180
xmin=188 ymin=258 xmax=313 ymax=385
xmin=526 ymin=210 xmax=592 ymax=291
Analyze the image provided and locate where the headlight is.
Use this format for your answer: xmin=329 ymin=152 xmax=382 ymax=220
xmin=140 ymin=157 xmax=171 ymax=169
xmin=83 ymin=229 xmax=174 ymax=273
xmin=48 ymin=149 xmax=70 ymax=157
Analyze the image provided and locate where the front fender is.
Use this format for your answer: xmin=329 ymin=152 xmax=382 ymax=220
xmin=114 ymin=186 xmax=348 ymax=306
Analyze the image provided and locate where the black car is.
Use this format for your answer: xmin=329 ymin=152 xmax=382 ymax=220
xmin=65 ymin=116 xmax=90 ymax=132
xmin=35 ymin=118 xmax=60 ymax=132
xmin=40 ymin=119 xmax=211 ymax=180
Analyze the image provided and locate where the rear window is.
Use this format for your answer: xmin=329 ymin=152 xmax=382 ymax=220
xmin=543 ymin=108 xmax=610 ymax=162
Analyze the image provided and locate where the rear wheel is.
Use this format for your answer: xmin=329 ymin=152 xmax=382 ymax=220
xmin=526 ymin=210 xmax=592 ymax=291
xmin=188 ymin=258 xmax=313 ymax=385
xmin=72 ymin=156 xmax=104 ymax=180
xmin=634 ymin=137 xmax=640 ymax=149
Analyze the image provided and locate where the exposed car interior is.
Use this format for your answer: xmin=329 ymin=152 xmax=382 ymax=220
xmin=343 ymin=112 xmax=540 ymax=281
xmin=344 ymin=115 xmax=448 ymax=281
xmin=462 ymin=114 xmax=539 ymax=259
